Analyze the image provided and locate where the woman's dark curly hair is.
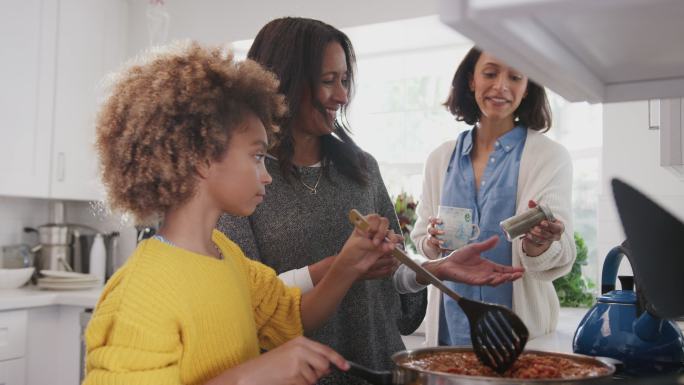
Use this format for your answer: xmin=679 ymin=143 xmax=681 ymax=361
xmin=247 ymin=17 xmax=368 ymax=185
xmin=96 ymin=41 xmax=286 ymax=224
xmin=444 ymin=47 xmax=552 ymax=132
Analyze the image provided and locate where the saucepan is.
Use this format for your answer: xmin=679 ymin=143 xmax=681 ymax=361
xmin=347 ymin=347 xmax=619 ymax=385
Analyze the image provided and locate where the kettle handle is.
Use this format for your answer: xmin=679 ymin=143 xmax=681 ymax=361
xmin=601 ymin=245 xmax=629 ymax=294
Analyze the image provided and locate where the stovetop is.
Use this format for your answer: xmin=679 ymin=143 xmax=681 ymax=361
xmin=610 ymin=373 xmax=684 ymax=385
xmin=610 ymin=366 xmax=684 ymax=384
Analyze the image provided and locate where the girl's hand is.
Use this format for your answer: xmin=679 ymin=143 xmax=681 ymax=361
xmin=522 ymin=200 xmax=565 ymax=257
xmin=215 ymin=336 xmax=349 ymax=385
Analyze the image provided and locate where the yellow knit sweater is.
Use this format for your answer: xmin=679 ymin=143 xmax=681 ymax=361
xmin=83 ymin=230 xmax=303 ymax=385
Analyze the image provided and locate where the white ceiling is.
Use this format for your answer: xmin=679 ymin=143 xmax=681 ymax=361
xmin=439 ymin=0 xmax=684 ymax=103
xmin=125 ymin=0 xmax=443 ymax=56
xmin=230 ymin=15 xmax=471 ymax=57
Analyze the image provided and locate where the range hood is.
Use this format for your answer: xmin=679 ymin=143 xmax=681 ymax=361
xmin=438 ymin=0 xmax=684 ymax=104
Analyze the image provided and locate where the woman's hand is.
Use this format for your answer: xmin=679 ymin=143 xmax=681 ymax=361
xmin=422 ymin=236 xmax=525 ymax=286
xmin=336 ymin=214 xmax=397 ymax=278
xmin=358 ymin=229 xmax=402 ymax=280
xmin=358 ymin=255 xmax=398 ymax=280
xmin=213 ymin=336 xmax=349 ymax=385
xmin=522 ymin=200 xmax=565 ymax=257
xmin=423 ymin=216 xmax=445 ymax=258
xmin=309 ymin=228 xmax=400 ymax=284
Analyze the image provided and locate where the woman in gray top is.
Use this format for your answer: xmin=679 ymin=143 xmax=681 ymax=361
xmin=218 ymin=17 xmax=524 ymax=384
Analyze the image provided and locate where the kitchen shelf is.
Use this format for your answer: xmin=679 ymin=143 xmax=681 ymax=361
xmin=438 ymin=0 xmax=684 ymax=103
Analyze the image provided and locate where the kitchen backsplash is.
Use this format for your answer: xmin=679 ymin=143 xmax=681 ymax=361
xmin=0 ymin=196 xmax=50 ymax=247
xmin=0 ymin=196 xmax=137 ymax=270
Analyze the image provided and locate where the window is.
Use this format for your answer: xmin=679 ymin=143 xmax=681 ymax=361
xmin=346 ymin=18 xmax=603 ymax=286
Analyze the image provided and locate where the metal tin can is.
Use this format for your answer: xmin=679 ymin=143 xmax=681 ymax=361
xmin=500 ymin=204 xmax=555 ymax=241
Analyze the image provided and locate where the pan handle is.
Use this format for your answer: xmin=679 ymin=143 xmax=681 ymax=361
xmin=347 ymin=361 xmax=394 ymax=385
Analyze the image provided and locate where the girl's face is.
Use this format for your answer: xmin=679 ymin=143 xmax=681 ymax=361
xmin=294 ymin=41 xmax=349 ymax=136
xmin=469 ymin=52 xmax=528 ymax=124
xmin=205 ymin=111 xmax=272 ymax=217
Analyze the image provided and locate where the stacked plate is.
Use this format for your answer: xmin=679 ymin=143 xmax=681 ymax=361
xmin=38 ymin=270 xmax=101 ymax=290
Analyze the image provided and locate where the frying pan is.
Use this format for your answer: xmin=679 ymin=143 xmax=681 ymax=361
xmin=347 ymin=347 xmax=618 ymax=385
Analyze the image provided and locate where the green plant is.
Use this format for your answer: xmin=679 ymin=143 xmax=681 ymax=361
xmin=553 ymin=232 xmax=596 ymax=307
xmin=393 ymin=192 xmax=418 ymax=253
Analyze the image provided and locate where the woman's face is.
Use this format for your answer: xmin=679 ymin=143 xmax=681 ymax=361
xmin=469 ymin=52 xmax=528 ymax=124
xmin=294 ymin=42 xmax=349 ymax=136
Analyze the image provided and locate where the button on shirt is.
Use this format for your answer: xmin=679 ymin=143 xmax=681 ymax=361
xmin=438 ymin=125 xmax=527 ymax=346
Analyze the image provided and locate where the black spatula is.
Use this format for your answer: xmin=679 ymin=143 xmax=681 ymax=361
xmin=348 ymin=209 xmax=529 ymax=373
xmin=612 ymin=178 xmax=684 ymax=318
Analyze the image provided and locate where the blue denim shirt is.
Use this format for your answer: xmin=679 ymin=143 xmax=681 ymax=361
xmin=438 ymin=125 xmax=527 ymax=346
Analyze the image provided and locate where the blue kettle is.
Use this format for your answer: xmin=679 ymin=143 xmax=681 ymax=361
xmin=573 ymin=243 xmax=684 ymax=374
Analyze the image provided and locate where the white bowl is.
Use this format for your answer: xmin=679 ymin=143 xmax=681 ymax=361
xmin=0 ymin=267 xmax=35 ymax=289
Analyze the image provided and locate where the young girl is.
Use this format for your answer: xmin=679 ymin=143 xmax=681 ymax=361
xmin=84 ymin=41 xmax=397 ymax=385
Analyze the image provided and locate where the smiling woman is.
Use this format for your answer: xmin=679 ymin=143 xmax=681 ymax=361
xmin=445 ymin=49 xmax=551 ymax=132
xmin=411 ymin=46 xmax=577 ymax=347
xmin=293 ymin=42 xmax=350 ymax=139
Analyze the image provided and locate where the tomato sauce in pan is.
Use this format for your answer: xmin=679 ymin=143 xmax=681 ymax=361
xmin=401 ymin=351 xmax=611 ymax=379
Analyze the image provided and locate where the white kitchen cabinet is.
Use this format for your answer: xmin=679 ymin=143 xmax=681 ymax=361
xmin=50 ymin=0 xmax=128 ymax=201
xmin=0 ymin=359 xmax=26 ymax=385
xmin=0 ymin=0 xmax=58 ymax=198
xmin=0 ymin=0 xmax=127 ymax=201
xmin=0 ymin=310 xmax=28 ymax=385
xmin=25 ymin=306 xmax=84 ymax=385
xmin=0 ymin=289 xmax=100 ymax=385
xmin=438 ymin=0 xmax=684 ymax=104
xmin=660 ymin=98 xmax=684 ymax=180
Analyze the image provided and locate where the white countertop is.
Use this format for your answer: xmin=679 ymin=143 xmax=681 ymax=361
xmin=4 ymin=287 xmax=683 ymax=343
xmin=0 ymin=285 xmax=102 ymax=311
xmin=527 ymin=307 xmax=684 ymax=353
xmin=402 ymin=307 xmax=590 ymax=352
xmin=404 ymin=306 xmax=684 ymax=352
xmin=526 ymin=307 xmax=588 ymax=353
xmin=501 ymin=307 xmax=684 ymax=354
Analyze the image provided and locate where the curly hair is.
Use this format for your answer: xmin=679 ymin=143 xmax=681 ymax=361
xmin=444 ymin=47 xmax=552 ymax=132
xmin=96 ymin=41 xmax=286 ymax=224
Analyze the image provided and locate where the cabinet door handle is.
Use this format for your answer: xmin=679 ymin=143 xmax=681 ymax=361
xmin=649 ymin=99 xmax=660 ymax=130
xmin=57 ymin=152 xmax=66 ymax=181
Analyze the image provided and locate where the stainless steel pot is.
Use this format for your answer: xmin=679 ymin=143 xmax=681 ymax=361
xmin=24 ymin=224 xmax=71 ymax=271
xmin=348 ymin=347 xmax=617 ymax=385
xmin=24 ymin=223 xmax=103 ymax=272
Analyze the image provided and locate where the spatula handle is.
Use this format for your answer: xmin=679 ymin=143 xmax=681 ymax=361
xmin=348 ymin=209 xmax=462 ymax=301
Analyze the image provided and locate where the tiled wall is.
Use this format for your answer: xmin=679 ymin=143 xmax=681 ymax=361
xmin=0 ymin=196 xmax=50 ymax=247
xmin=0 ymin=196 xmax=137 ymax=269
xmin=63 ymin=201 xmax=138 ymax=265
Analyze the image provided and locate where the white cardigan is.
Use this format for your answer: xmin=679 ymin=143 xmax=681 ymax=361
xmin=410 ymin=129 xmax=576 ymax=346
